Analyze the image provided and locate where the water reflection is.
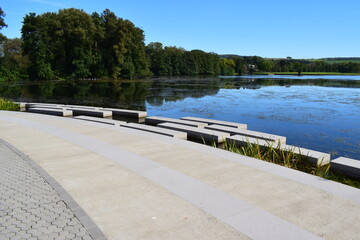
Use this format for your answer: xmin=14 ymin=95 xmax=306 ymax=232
xmin=0 ymin=76 xmax=359 ymax=160
xmin=1 ymin=76 xmax=359 ymax=109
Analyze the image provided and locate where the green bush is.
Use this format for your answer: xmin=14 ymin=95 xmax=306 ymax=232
xmin=0 ymin=98 xmax=19 ymax=111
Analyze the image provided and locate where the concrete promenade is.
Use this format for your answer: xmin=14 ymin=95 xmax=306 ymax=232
xmin=0 ymin=111 xmax=360 ymax=239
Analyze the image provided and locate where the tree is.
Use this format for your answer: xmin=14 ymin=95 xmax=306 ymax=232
xmin=0 ymin=8 xmax=7 ymax=41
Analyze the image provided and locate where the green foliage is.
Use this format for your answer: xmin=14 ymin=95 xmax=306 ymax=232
xmin=0 ymin=8 xmax=7 ymax=41
xmin=226 ymin=56 xmax=360 ymax=75
xmin=21 ymin=8 xmax=150 ymax=80
xmin=146 ymin=44 xmax=227 ymax=76
xmin=0 ymin=98 xmax=19 ymax=111
xmin=0 ymin=38 xmax=28 ymax=81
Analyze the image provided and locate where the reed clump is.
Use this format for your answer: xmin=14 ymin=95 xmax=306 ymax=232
xmin=224 ymin=139 xmax=360 ymax=188
xmin=0 ymin=98 xmax=19 ymax=111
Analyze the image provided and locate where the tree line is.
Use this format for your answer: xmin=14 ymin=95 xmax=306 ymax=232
xmin=222 ymin=56 xmax=360 ymax=75
xmin=1 ymin=7 xmax=360 ymax=81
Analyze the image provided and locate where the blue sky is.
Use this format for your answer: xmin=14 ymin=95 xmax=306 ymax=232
xmin=1 ymin=0 xmax=359 ymax=58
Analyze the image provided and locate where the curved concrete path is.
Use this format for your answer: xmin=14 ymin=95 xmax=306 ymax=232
xmin=0 ymin=111 xmax=360 ymax=239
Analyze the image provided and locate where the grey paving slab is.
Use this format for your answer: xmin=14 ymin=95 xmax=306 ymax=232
xmin=181 ymin=116 xmax=247 ymax=129
xmin=0 ymin=139 xmax=106 ymax=240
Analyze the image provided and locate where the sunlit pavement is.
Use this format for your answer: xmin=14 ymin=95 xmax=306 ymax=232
xmin=0 ymin=110 xmax=360 ymax=240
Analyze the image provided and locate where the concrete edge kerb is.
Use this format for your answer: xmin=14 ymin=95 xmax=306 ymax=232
xmin=0 ymin=137 xmax=108 ymax=240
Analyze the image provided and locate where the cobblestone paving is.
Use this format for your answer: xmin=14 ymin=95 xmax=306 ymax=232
xmin=0 ymin=142 xmax=93 ymax=240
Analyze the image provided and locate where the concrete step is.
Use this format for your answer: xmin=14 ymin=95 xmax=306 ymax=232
xmin=331 ymin=157 xmax=360 ymax=179
xmin=65 ymin=108 xmax=112 ymax=118
xmin=103 ymin=108 xmax=147 ymax=118
xmin=146 ymin=116 xmax=207 ymax=128
xmin=120 ymin=123 xmax=187 ymax=139
xmin=206 ymin=124 xmax=286 ymax=144
xmin=226 ymin=135 xmax=330 ymax=166
xmin=158 ymin=122 xmax=230 ymax=143
xmin=28 ymin=108 xmax=73 ymax=117
xmin=181 ymin=116 xmax=247 ymax=129
xmin=74 ymin=116 xmax=126 ymax=126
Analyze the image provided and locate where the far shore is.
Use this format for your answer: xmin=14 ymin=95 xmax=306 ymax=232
xmin=254 ymin=72 xmax=360 ymax=76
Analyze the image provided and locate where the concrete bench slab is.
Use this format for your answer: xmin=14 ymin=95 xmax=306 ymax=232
xmin=226 ymin=135 xmax=330 ymax=166
xmin=145 ymin=116 xmax=207 ymax=128
xmin=206 ymin=124 xmax=286 ymax=144
xmin=158 ymin=122 xmax=230 ymax=143
xmin=26 ymin=103 xmax=62 ymax=109
xmin=28 ymin=108 xmax=73 ymax=117
xmin=62 ymin=105 xmax=101 ymax=110
xmin=331 ymin=157 xmax=360 ymax=179
xmin=181 ymin=116 xmax=247 ymax=129
xmin=282 ymin=145 xmax=330 ymax=166
xmin=120 ymin=123 xmax=187 ymax=139
xmin=15 ymin=102 xmax=27 ymax=108
xmin=74 ymin=116 xmax=126 ymax=126
xmin=15 ymin=102 xmax=27 ymax=112
xmin=103 ymin=108 xmax=147 ymax=118
xmin=65 ymin=108 xmax=112 ymax=118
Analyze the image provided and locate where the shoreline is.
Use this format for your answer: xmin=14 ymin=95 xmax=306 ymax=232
xmin=253 ymin=72 xmax=360 ymax=76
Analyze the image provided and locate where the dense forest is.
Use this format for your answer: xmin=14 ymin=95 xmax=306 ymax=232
xmin=1 ymin=7 xmax=360 ymax=81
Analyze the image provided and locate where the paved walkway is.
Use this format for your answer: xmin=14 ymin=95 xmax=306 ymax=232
xmin=0 ymin=111 xmax=360 ymax=240
xmin=0 ymin=139 xmax=105 ymax=239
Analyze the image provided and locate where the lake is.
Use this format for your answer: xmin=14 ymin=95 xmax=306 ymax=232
xmin=1 ymin=75 xmax=359 ymax=160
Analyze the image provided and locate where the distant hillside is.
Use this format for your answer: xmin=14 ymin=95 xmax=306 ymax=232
xmin=319 ymin=58 xmax=360 ymax=63
xmin=219 ymin=54 xmax=242 ymax=58
xmin=220 ymin=55 xmax=360 ymax=63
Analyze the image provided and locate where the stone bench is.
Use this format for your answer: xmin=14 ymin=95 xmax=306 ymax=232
xmin=120 ymin=123 xmax=187 ymax=139
xmin=331 ymin=157 xmax=360 ymax=179
xmin=103 ymin=108 xmax=147 ymax=118
xmin=26 ymin=103 xmax=62 ymax=109
xmin=226 ymin=135 xmax=330 ymax=166
xmin=181 ymin=116 xmax=247 ymax=129
xmin=62 ymin=105 xmax=101 ymax=110
xmin=65 ymin=108 xmax=112 ymax=118
xmin=158 ymin=122 xmax=229 ymax=143
xmin=28 ymin=108 xmax=73 ymax=117
xmin=206 ymin=124 xmax=286 ymax=144
xmin=145 ymin=116 xmax=207 ymax=128
xmin=74 ymin=116 xmax=126 ymax=126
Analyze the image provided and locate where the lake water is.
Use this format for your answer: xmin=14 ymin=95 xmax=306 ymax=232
xmin=1 ymin=75 xmax=359 ymax=160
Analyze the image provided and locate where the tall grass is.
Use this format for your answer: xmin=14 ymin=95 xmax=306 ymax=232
xmin=224 ymin=139 xmax=360 ymax=189
xmin=0 ymin=98 xmax=19 ymax=111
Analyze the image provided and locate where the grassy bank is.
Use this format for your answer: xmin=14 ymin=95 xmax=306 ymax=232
xmin=254 ymin=72 xmax=360 ymax=76
xmin=0 ymin=98 xmax=19 ymax=111
xmin=224 ymin=140 xmax=360 ymax=189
